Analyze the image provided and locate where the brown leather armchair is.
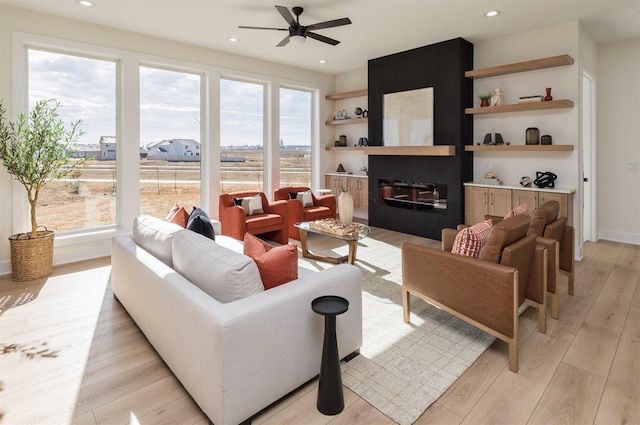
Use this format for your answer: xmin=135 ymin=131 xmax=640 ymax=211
xmin=528 ymin=201 xmax=575 ymax=319
xmin=273 ymin=186 xmax=336 ymax=240
xmin=219 ymin=191 xmax=289 ymax=244
xmin=402 ymin=214 xmax=548 ymax=373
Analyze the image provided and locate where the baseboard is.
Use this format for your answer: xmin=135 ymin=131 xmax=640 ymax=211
xmin=598 ymin=229 xmax=640 ymax=246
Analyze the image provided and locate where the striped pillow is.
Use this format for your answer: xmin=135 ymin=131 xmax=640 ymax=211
xmin=451 ymin=219 xmax=493 ymax=258
xmin=504 ymin=203 xmax=529 ymax=219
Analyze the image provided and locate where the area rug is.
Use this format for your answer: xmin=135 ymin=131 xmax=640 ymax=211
xmin=341 ymin=274 xmax=496 ymax=425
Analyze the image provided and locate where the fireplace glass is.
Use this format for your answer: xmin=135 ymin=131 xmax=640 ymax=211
xmin=378 ymin=179 xmax=447 ymax=212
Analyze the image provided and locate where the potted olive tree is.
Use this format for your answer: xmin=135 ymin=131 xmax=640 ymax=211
xmin=0 ymin=99 xmax=85 ymax=281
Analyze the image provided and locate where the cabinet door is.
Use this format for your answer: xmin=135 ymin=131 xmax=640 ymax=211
xmin=465 ymin=186 xmax=488 ymax=225
xmin=512 ymin=190 xmax=538 ymax=213
xmin=359 ymin=178 xmax=368 ymax=210
xmin=488 ymin=188 xmax=512 ymax=217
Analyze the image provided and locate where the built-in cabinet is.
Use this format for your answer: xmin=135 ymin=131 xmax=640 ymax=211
xmin=465 ymin=186 xmax=513 ymax=225
xmin=325 ymin=173 xmax=368 ymax=218
xmin=464 ymin=183 xmax=574 ymax=226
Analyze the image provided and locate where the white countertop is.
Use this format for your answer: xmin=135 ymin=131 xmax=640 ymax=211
xmin=326 ymin=172 xmax=368 ymax=178
xmin=464 ymin=182 xmax=575 ymax=194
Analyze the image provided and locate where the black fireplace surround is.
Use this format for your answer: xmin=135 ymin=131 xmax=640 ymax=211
xmin=367 ymin=37 xmax=474 ymax=240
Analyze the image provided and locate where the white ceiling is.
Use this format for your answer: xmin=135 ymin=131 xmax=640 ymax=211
xmin=2 ymin=0 xmax=639 ymax=74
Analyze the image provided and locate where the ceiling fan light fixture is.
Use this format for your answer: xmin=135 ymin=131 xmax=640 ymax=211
xmin=290 ymin=34 xmax=306 ymax=44
xmin=484 ymin=10 xmax=500 ymax=18
xmin=76 ymin=0 xmax=95 ymax=6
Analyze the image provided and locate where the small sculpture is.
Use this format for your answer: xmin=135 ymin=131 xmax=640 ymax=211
xmin=494 ymin=133 xmax=505 ymax=144
xmin=490 ymin=88 xmax=504 ymax=106
xmin=482 ymin=133 xmax=492 ymax=144
xmin=519 ymin=176 xmax=532 ymax=187
xmin=534 ymin=171 xmax=557 ymax=188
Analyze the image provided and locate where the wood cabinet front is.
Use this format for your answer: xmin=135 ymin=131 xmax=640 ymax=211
xmin=465 ymin=186 xmax=512 ymax=225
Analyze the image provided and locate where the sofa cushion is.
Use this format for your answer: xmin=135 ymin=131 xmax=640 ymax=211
xmin=290 ymin=190 xmax=314 ymax=208
xmin=504 ymin=203 xmax=529 ymax=219
xmin=165 ymin=204 xmax=190 ymax=228
xmin=234 ymin=194 xmax=264 ymax=216
xmin=478 ymin=214 xmax=530 ymax=263
xmin=172 ymin=230 xmax=263 ymax=303
xmin=186 ymin=207 xmax=215 ymax=240
xmin=451 ymin=219 xmax=492 ymax=258
xmin=133 ymin=215 xmax=184 ymax=267
xmin=243 ymin=233 xmax=298 ymax=290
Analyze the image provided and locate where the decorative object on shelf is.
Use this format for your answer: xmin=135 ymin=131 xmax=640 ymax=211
xmin=482 ymin=133 xmax=492 ymax=144
xmin=482 ymin=133 xmax=504 ymax=145
xmin=334 ymin=109 xmax=348 ymax=120
xmin=357 ymin=137 xmax=368 ymax=146
xmin=338 ymin=190 xmax=354 ymax=225
xmin=479 ymin=92 xmax=492 ymax=107
xmin=334 ymin=140 xmax=340 ymax=147
xmin=490 ymin=88 xmax=504 ymax=106
xmin=534 ymin=171 xmax=558 ymax=188
xmin=480 ymin=171 xmax=502 ymax=185
xmin=519 ymin=95 xmax=543 ymax=103
xmin=544 ymin=87 xmax=553 ymax=101
xmin=541 ymin=134 xmax=552 ymax=145
xmin=519 ymin=176 xmax=533 ymax=187
xmin=336 ymin=163 xmax=346 ymax=172
xmin=339 ymin=135 xmax=347 ymax=146
xmin=494 ymin=133 xmax=505 ymax=144
xmin=506 ymin=141 xmax=511 ymax=145
xmin=354 ymin=107 xmax=363 ymax=117
xmin=362 ymin=109 xmax=368 ymax=118
xmin=359 ymin=165 xmax=368 ymax=176
xmin=526 ymin=127 xmax=540 ymax=145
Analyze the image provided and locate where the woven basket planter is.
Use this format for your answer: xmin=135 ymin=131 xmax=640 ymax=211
xmin=9 ymin=230 xmax=54 ymax=281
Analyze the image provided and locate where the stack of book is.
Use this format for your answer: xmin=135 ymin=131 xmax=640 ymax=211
xmin=518 ymin=95 xmax=543 ymax=103
xmin=478 ymin=178 xmax=503 ymax=185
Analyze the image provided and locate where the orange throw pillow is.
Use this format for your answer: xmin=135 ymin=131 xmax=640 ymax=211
xmin=451 ymin=219 xmax=493 ymax=258
xmin=504 ymin=203 xmax=529 ymax=219
xmin=243 ymin=233 xmax=298 ymax=290
xmin=165 ymin=204 xmax=190 ymax=228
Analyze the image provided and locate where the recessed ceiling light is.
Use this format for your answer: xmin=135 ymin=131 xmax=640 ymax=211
xmin=319 ymin=59 xmax=327 ymax=64
xmin=484 ymin=10 xmax=500 ymax=18
xmin=76 ymin=0 xmax=95 ymax=6
xmin=228 ymin=37 xmax=239 ymax=42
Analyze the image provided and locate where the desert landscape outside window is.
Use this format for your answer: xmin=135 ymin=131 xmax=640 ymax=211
xmin=28 ymin=49 xmax=117 ymax=233
xmin=279 ymin=87 xmax=311 ymax=188
xmin=139 ymin=66 xmax=201 ymax=218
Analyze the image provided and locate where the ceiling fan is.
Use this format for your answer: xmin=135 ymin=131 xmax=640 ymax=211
xmin=239 ymin=5 xmax=352 ymax=47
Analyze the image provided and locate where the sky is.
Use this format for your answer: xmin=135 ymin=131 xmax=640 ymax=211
xmin=27 ymin=49 xmax=311 ymax=148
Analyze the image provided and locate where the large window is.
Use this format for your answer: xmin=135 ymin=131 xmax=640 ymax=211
xmin=279 ymin=87 xmax=312 ymax=188
xmin=28 ymin=49 xmax=117 ymax=233
xmin=139 ymin=66 xmax=201 ymax=218
xmin=219 ymin=78 xmax=265 ymax=193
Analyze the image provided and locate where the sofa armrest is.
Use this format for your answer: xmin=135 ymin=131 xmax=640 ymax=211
xmin=265 ymin=199 xmax=289 ymax=217
xmin=559 ymin=226 xmax=574 ymax=273
xmin=441 ymin=228 xmax=460 ymax=251
xmin=484 ymin=214 xmax=504 ymax=226
xmin=402 ymin=242 xmax=518 ymax=339
xmin=313 ymin=194 xmax=337 ymax=211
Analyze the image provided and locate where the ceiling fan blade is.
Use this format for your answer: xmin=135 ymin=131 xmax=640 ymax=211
xmin=306 ymin=32 xmax=340 ymax=46
xmin=239 ymin=26 xmax=288 ymax=31
xmin=275 ymin=5 xmax=296 ymax=26
xmin=276 ymin=35 xmax=290 ymax=47
xmin=306 ymin=17 xmax=352 ymax=31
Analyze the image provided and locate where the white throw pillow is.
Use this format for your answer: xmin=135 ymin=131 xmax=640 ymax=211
xmin=234 ymin=194 xmax=264 ymax=216
xmin=133 ymin=215 xmax=184 ymax=267
xmin=295 ymin=190 xmax=314 ymax=208
xmin=172 ymin=230 xmax=264 ymax=303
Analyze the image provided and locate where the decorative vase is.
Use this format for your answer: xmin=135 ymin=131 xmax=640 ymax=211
xmin=544 ymin=87 xmax=553 ymax=101
xmin=481 ymin=98 xmax=490 ymax=107
xmin=338 ymin=191 xmax=353 ymax=225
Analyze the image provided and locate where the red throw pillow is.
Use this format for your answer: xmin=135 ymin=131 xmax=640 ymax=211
xmin=451 ymin=219 xmax=493 ymax=258
xmin=504 ymin=203 xmax=529 ymax=219
xmin=243 ymin=233 xmax=298 ymax=290
xmin=165 ymin=204 xmax=190 ymax=228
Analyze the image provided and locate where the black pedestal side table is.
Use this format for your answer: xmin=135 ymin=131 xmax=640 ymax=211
xmin=312 ymin=295 xmax=349 ymax=416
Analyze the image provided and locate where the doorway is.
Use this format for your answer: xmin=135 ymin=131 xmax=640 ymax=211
xmin=582 ymin=71 xmax=597 ymax=242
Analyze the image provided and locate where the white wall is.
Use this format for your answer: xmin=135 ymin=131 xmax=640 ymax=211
xmin=596 ymin=37 xmax=640 ymax=244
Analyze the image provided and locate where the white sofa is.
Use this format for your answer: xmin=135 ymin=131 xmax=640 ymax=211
xmin=111 ymin=215 xmax=363 ymax=425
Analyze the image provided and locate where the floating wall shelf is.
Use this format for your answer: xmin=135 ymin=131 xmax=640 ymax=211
xmin=465 ymin=99 xmax=573 ymax=115
xmin=465 ymin=145 xmax=574 ymax=152
xmin=364 ymin=146 xmax=455 ymax=156
xmin=325 ymin=118 xmax=368 ymax=126
xmin=465 ymin=54 xmax=574 ymax=79
xmin=324 ymin=89 xmax=368 ymax=100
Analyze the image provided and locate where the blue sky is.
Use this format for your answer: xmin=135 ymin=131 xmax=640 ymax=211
xmin=28 ymin=49 xmax=311 ymax=148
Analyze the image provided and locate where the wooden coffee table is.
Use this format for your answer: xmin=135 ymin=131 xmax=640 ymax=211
xmin=294 ymin=221 xmax=370 ymax=265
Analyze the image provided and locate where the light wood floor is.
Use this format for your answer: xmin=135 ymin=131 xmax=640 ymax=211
xmin=0 ymin=229 xmax=638 ymax=425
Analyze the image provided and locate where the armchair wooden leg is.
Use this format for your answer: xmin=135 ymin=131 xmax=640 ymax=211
xmin=538 ymin=304 xmax=547 ymax=334
xmin=402 ymin=288 xmax=411 ymax=323
xmin=508 ymin=341 xmax=518 ymax=373
xmin=563 ymin=269 xmax=575 ymax=296
xmin=550 ymin=291 xmax=559 ymax=320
